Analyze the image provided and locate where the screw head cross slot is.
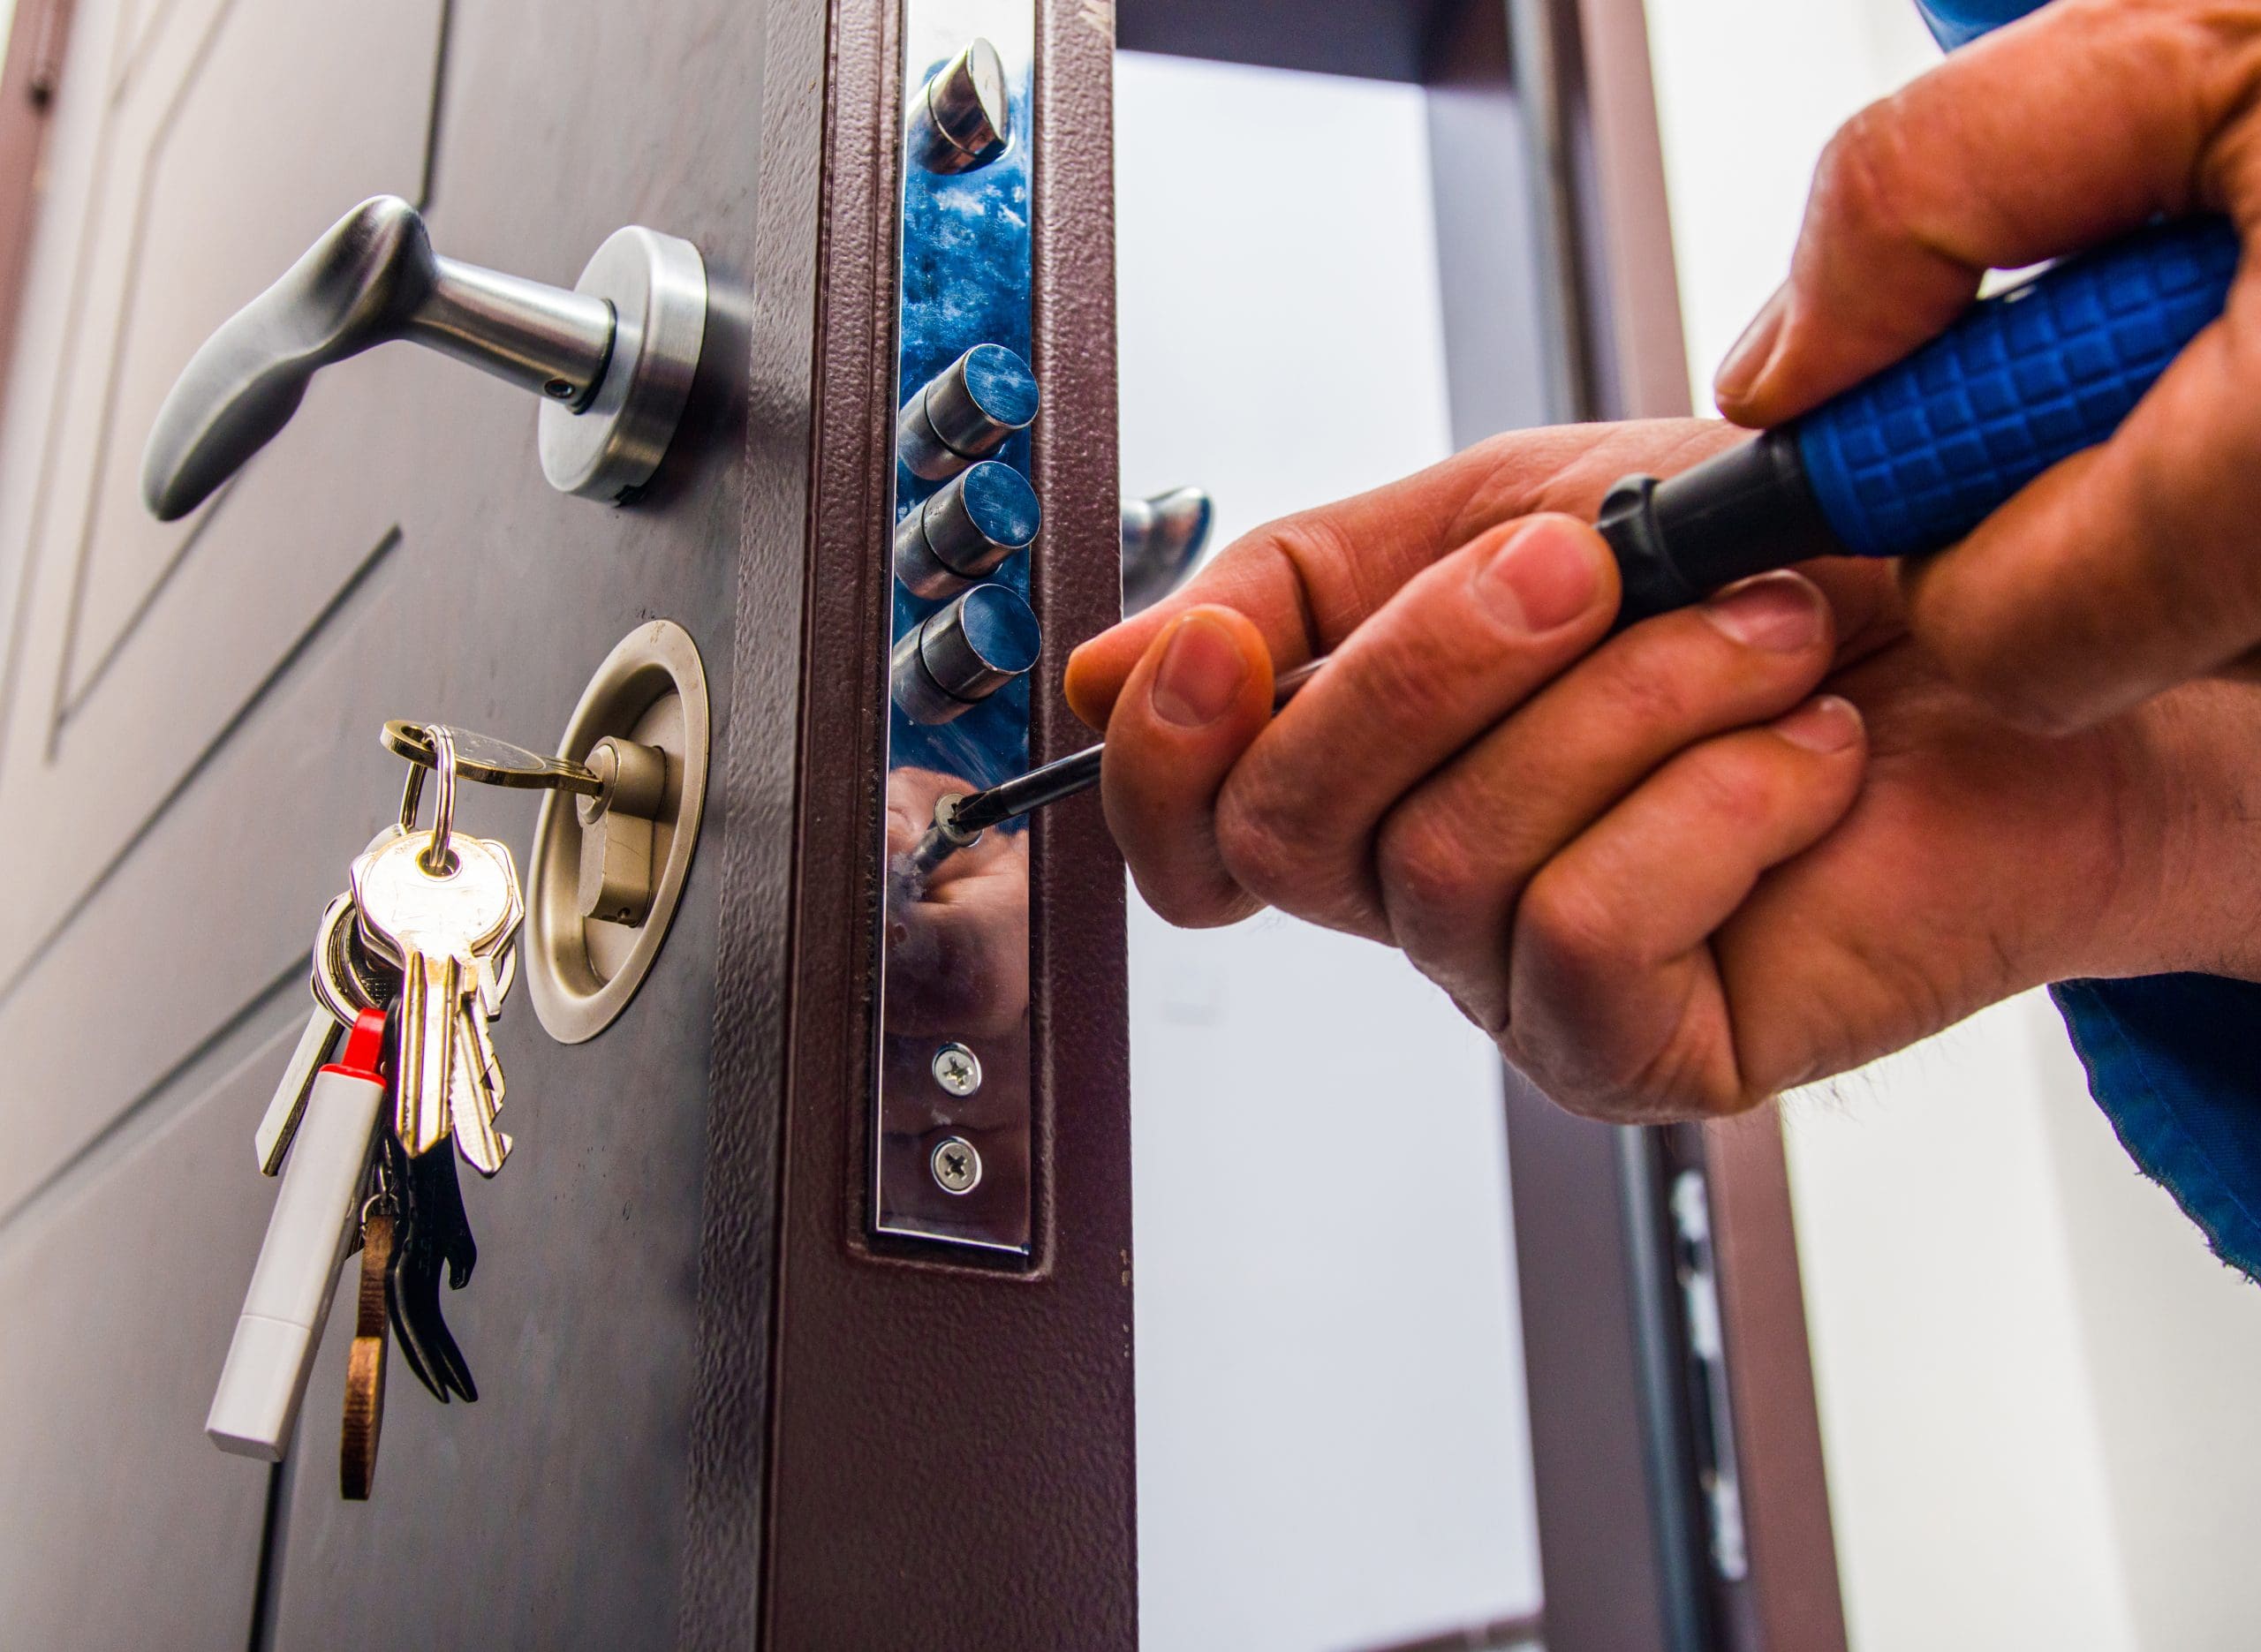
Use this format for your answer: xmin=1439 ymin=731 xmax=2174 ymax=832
xmin=930 ymin=1135 xmax=982 ymax=1196
xmin=931 ymin=1042 xmax=983 ymax=1097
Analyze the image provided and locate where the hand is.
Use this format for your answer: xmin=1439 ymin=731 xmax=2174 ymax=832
xmin=1713 ymin=0 xmax=2261 ymax=734
xmin=884 ymin=767 xmax=1030 ymax=1038
xmin=1064 ymin=421 xmax=2261 ymax=1121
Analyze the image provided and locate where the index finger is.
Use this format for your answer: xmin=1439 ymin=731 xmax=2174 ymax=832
xmin=1063 ymin=419 xmax=1736 ymax=728
xmin=1717 ymin=0 xmax=2258 ymax=424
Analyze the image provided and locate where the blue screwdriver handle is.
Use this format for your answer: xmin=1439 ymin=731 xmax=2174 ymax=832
xmin=1794 ymin=214 xmax=2240 ymax=559
xmin=1599 ymin=214 xmax=2242 ymax=622
xmin=1598 ymin=0 xmax=2245 ymax=619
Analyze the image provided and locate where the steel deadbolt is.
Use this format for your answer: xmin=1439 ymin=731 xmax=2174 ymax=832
xmin=141 ymin=196 xmax=707 ymax=519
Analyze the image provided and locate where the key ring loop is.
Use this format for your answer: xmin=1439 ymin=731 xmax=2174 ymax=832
xmin=397 ymin=762 xmax=425 ymax=837
xmin=418 ymin=725 xmax=460 ymax=876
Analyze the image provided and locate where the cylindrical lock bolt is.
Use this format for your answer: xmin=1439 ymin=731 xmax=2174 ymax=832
xmin=897 ymin=343 xmax=1038 ymax=481
xmin=895 ymin=460 xmax=1041 ymax=599
xmin=891 ymin=584 xmax=1042 ymax=726
xmin=907 ymin=38 xmax=1010 ymax=173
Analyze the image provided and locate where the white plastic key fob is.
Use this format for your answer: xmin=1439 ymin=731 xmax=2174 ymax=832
xmin=207 ymin=1011 xmax=386 ymax=1460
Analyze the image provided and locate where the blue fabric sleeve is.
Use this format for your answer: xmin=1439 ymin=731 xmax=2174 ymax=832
xmin=1901 ymin=1 xmax=2261 ymax=1277
xmin=2052 ymin=976 xmax=2261 ymax=1279
xmin=1913 ymin=0 xmax=2053 ymax=49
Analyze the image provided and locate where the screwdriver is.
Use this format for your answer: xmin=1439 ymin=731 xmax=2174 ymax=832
xmin=913 ymin=211 xmax=2239 ymax=871
xmin=907 ymin=660 xmax=1325 ymax=876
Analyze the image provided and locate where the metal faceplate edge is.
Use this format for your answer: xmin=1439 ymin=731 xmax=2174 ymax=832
xmin=871 ymin=0 xmax=1038 ymax=1257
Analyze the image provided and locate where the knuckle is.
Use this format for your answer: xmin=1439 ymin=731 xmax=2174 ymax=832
xmin=1681 ymin=743 xmax=1782 ymax=834
xmin=1595 ymin=641 xmax=1703 ymax=735
xmin=1911 ymin=591 xmax=2093 ymax=734
xmin=1375 ymin=805 xmax=1486 ymax=930
xmin=1955 ymin=655 xmax=2091 ymax=737
xmin=1514 ymin=865 xmax=1624 ymax=981
xmin=1352 ymin=638 xmax=1490 ymax=746
xmin=1129 ymin=864 xmax=1248 ymax=932
xmin=1214 ymin=783 xmax=1327 ymax=907
xmin=1266 ymin=511 xmax=1390 ymax=639
xmin=1811 ymin=102 xmax=1924 ymax=247
xmin=1901 ymin=558 xmax=2104 ymax=733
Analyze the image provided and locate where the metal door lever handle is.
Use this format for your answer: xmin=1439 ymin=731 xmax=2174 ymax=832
xmin=142 ymin=194 xmax=707 ymax=519
xmin=1120 ymin=486 xmax=1214 ymax=615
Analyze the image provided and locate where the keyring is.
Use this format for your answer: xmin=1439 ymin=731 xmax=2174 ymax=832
xmin=396 ymin=762 xmax=425 ymax=838
xmin=406 ymin=724 xmax=459 ymax=875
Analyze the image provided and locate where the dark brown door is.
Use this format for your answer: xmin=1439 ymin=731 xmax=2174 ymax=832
xmin=0 ymin=0 xmax=1134 ymax=1647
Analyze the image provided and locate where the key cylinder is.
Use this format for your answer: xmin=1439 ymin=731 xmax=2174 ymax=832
xmin=575 ymin=736 xmax=669 ymax=927
xmin=525 ymin=622 xmax=712 ymax=1044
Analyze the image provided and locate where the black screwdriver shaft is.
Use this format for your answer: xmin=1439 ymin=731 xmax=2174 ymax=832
xmin=951 ymin=743 xmax=1102 ymax=835
xmin=946 ymin=655 xmax=1325 ymax=836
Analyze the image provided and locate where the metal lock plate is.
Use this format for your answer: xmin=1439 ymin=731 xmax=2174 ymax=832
xmin=873 ymin=0 xmax=1038 ymax=1258
xmin=526 ymin=621 xmax=711 ymax=1044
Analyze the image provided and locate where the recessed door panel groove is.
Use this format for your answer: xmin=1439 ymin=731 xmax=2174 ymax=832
xmin=0 ymin=524 xmax=399 ymax=1011
xmin=57 ymin=0 xmax=442 ymax=716
xmin=0 ymin=521 xmax=405 ymax=1213
xmin=0 ymin=959 xmax=298 ymax=1237
xmin=0 ymin=0 xmax=134 ymax=786
xmin=0 ymin=0 xmax=444 ymax=976
xmin=48 ymin=0 xmax=244 ymax=730
xmin=0 ymin=1000 xmax=298 ymax=1648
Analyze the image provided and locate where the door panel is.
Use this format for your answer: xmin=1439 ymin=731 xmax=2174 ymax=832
xmin=0 ymin=1001 xmax=299 ymax=1648
xmin=0 ymin=0 xmax=1147 ymax=1641
xmin=0 ymin=0 xmax=443 ymax=971
xmin=0 ymin=0 xmax=767 ymax=1641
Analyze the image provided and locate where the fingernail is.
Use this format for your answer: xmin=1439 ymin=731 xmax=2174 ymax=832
xmin=1704 ymin=571 xmax=1825 ymax=653
xmin=1714 ymin=285 xmax=1788 ymax=407
xmin=1151 ymin=613 xmax=1250 ymax=728
xmin=1476 ymin=517 xmax=1603 ymax=634
xmin=1775 ymin=695 xmax=1864 ymax=754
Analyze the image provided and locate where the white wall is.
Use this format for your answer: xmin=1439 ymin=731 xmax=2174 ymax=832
xmin=1784 ymin=1002 xmax=2139 ymax=1650
xmin=1645 ymin=6 xmax=2261 ymax=1649
xmin=1117 ymin=52 xmax=1542 ymax=1652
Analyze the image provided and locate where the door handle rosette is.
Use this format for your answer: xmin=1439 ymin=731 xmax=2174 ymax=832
xmin=140 ymin=195 xmax=706 ymax=519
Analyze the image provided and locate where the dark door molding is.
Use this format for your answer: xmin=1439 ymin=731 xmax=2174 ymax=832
xmin=1509 ymin=2 xmax=1849 ymax=1648
xmin=0 ymin=0 xmax=74 ymax=418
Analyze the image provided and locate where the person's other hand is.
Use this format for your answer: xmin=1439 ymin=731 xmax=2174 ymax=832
xmin=1065 ymin=422 xmax=2261 ymax=1121
xmin=884 ymin=766 xmax=1030 ymax=1038
xmin=1713 ymin=0 xmax=2261 ymax=734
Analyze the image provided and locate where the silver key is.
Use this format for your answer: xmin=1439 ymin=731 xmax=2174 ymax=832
xmin=351 ymin=829 xmax=521 ymax=1159
xmin=339 ymin=888 xmax=517 ymax=1173
xmin=259 ymin=866 xmax=402 ymax=1175
xmin=448 ymin=1000 xmax=511 ymax=1176
xmin=253 ymin=1008 xmax=342 ymax=1176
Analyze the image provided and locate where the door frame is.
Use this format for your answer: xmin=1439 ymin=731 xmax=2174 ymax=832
xmin=1497 ymin=4 xmax=1848 ymax=1648
xmin=1114 ymin=3 xmax=1846 ymax=1648
xmin=0 ymin=0 xmax=74 ymax=411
